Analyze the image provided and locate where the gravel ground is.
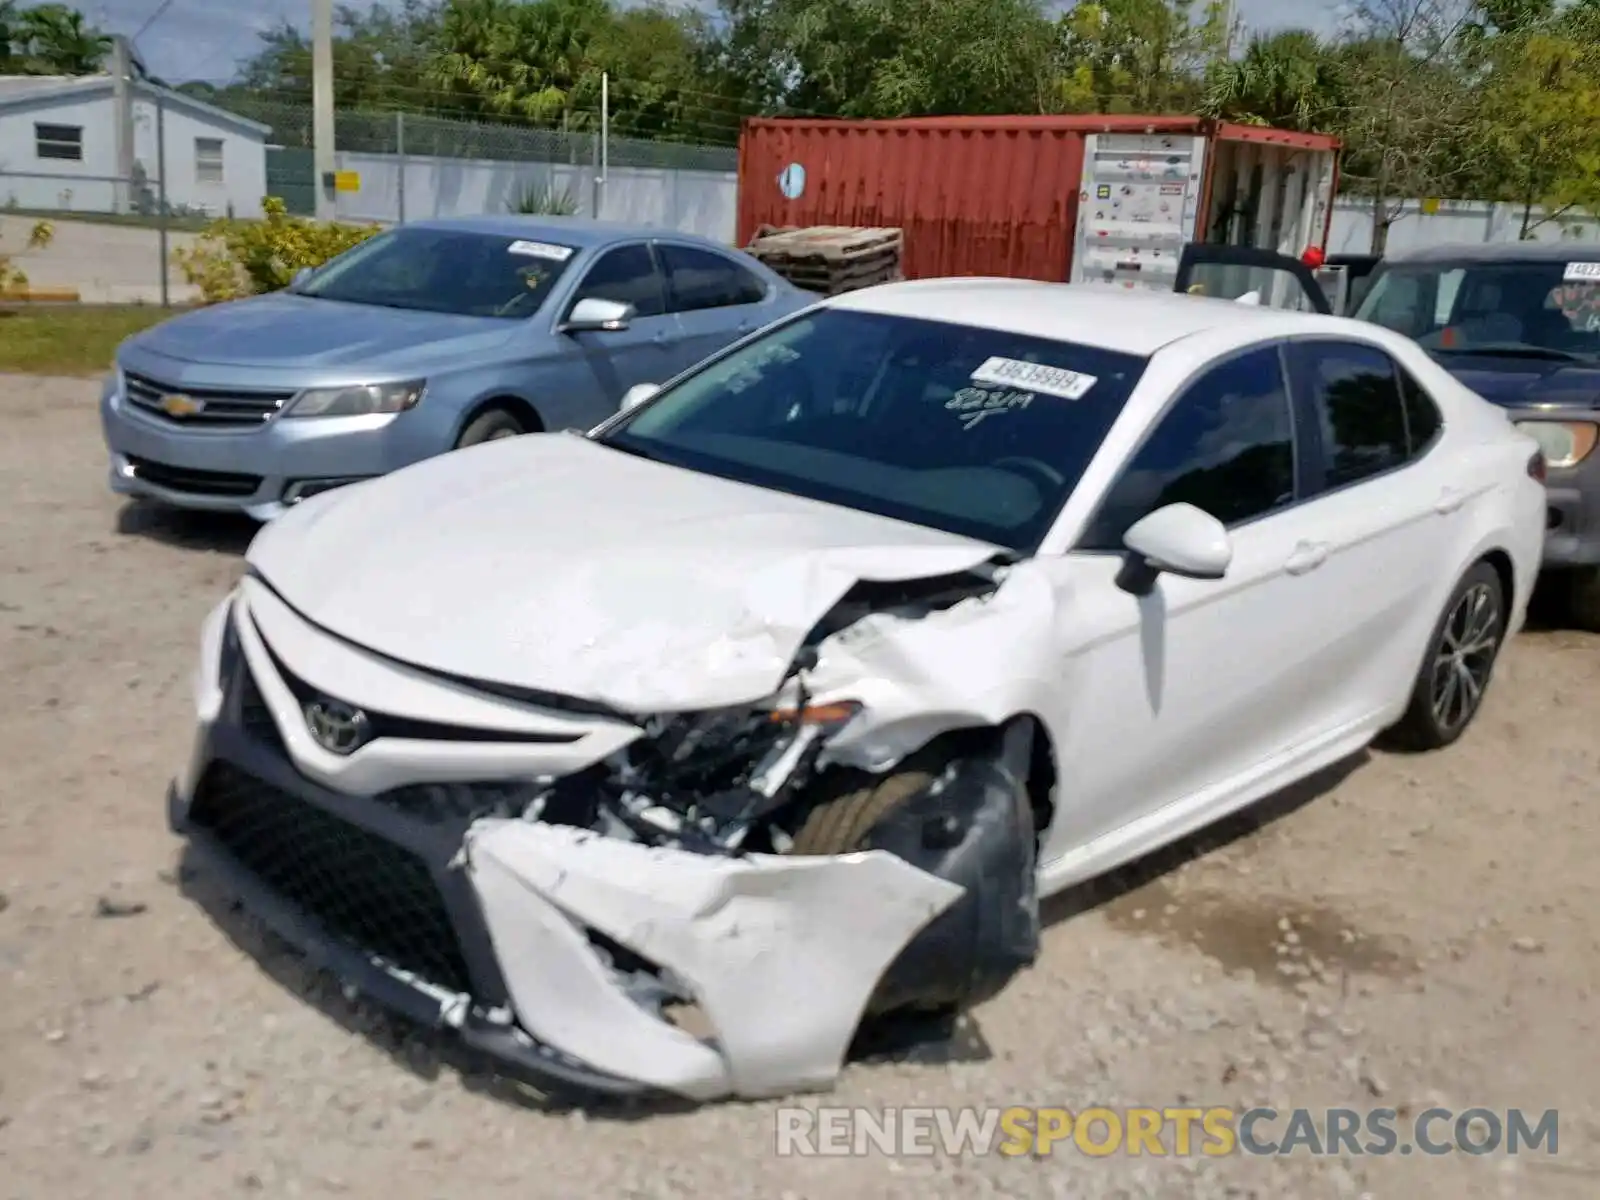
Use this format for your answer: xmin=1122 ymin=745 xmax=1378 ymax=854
xmin=2 ymin=374 xmax=1597 ymax=1199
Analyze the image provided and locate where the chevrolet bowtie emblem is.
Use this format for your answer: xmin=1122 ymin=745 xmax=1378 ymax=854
xmin=160 ymin=392 xmax=204 ymax=417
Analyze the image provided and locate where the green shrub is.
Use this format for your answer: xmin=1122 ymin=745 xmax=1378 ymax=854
xmin=173 ymin=197 xmax=382 ymax=304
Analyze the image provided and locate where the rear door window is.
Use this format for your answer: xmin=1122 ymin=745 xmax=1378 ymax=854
xmin=659 ymin=244 xmax=768 ymax=312
xmin=1289 ymin=341 xmax=1411 ymax=491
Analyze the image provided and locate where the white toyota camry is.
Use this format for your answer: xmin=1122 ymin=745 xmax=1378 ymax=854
xmin=170 ymin=270 xmax=1547 ymax=1105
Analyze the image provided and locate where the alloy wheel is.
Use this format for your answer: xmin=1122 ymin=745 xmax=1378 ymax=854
xmin=1428 ymin=582 xmax=1502 ymax=733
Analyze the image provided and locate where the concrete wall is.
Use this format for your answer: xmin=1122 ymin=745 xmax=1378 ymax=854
xmin=331 ymin=150 xmax=739 ymax=242
xmin=1328 ymin=197 xmax=1600 ymax=255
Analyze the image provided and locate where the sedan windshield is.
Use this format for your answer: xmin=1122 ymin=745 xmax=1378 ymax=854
xmin=298 ymin=226 xmax=577 ymax=319
xmin=599 ymin=307 xmax=1149 ymax=552
xmin=1354 ymin=259 xmax=1600 ymax=362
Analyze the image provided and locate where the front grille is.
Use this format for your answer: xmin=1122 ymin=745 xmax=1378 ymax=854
xmin=237 ymin=661 xmax=286 ymax=751
xmin=124 ymin=371 xmax=295 ymax=428
xmin=127 ymin=455 xmax=262 ymax=497
xmin=188 ymin=762 xmax=473 ymax=995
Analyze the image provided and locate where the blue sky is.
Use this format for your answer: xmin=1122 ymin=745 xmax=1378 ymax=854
xmin=85 ymin=0 xmax=1344 ymax=86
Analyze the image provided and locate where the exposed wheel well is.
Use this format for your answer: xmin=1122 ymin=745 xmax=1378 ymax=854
xmin=899 ymin=716 xmax=1059 ymax=841
xmin=463 ymin=395 xmax=543 ymax=435
xmin=1478 ymin=548 xmax=1514 ymax=609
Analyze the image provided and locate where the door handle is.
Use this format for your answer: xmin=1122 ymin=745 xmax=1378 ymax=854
xmin=1284 ymin=541 xmax=1329 ymax=575
xmin=1435 ymin=487 xmax=1465 ymax=515
xmin=650 ymin=331 xmax=668 ymax=345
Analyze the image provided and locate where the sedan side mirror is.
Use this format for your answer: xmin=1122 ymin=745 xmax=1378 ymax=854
xmin=1117 ymin=502 xmax=1232 ymax=595
xmin=562 ymin=297 xmax=634 ymax=333
xmin=290 ymin=266 xmax=314 ymax=291
xmin=620 ymin=382 xmax=660 ymax=412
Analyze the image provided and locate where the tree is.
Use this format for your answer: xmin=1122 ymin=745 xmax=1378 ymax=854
xmin=705 ymin=0 xmax=1058 ymax=119
xmin=5 ymin=2 xmax=109 ymax=74
xmin=1051 ymin=0 xmax=1229 ymax=114
xmin=1202 ymin=29 xmax=1342 ymax=131
xmin=1331 ymin=0 xmax=1478 ymax=253
xmin=1475 ymin=24 xmax=1600 ymax=237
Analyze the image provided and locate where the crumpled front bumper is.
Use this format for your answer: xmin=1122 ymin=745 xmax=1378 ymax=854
xmin=169 ymin=598 xmax=966 ymax=1102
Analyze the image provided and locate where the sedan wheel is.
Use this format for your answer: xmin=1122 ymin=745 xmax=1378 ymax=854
xmin=1383 ymin=561 xmax=1506 ymax=752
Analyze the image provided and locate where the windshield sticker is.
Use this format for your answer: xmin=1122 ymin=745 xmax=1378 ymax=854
xmin=508 ymin=240 xmax=574 ymax=261
xmin=969 ymin=356 xmax=1098 ymax=401
xmin=1563 ymin=261 xmax=1600 ymax=283
xmin=947 ymin=386 xmax=1035 ymax=430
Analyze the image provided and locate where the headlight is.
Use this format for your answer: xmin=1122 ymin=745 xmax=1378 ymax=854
xmin=286 ymin=379 xmax=426 ymax=418
xmin=1516 ymin=420 xmax=1598 ymax=469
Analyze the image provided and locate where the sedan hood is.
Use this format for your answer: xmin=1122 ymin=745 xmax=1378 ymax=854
xmin=127 ymin=292 xmax=516 ymax=371
xmin=1441 ymin=356 xmax=1600 ymax=410
xmin=246 ymin=435 xmax=1005 ymax=713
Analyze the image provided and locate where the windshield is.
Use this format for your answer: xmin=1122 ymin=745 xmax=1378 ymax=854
xmin=1354 ymin=259 xmax=1600 ymax=362
xmin=299 ymin=226 xmax=577 ymax=318
xmin=599 ymin=307 xmax=1149 ymax=552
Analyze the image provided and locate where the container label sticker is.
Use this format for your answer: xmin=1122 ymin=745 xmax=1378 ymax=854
xmin=1096 ymin=184 xmax=1112 ymax=200
xmin=508 ymin=240 xmax=574 ymax=260
xmin=1563 ymin=261 xmax=1600 ymax=282
xmin=970 ymin=357 xmax=1098 ymax=401
xmin=946 ymin=386 xmax=1034 ymax=430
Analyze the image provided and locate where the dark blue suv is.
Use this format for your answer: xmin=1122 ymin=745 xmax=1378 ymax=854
xmin=1354 ymin=243 xmax=1600 ymax=629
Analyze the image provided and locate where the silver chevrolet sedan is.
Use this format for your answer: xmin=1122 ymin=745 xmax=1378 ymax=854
xmin=100 ymin=215 xmax=809 ymax=520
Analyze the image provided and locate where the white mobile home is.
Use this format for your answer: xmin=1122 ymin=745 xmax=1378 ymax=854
xmin=0 ymin=74 xmax=269 ymax=218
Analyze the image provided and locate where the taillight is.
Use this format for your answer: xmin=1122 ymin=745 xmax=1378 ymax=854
xmin=1528 ymin=450 xmax=1547 ymax=483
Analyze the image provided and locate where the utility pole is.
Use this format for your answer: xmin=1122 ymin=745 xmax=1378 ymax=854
xmin=312 ymin=0 xmax=336 ymax=220
xmin=110 ymin=36 xmax=135 ymax=214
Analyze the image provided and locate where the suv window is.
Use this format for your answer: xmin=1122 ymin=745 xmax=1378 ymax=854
xmin=659 ymin=243 xmax=767 ymax=312
xmin=1079 ymin=345 xmax=1296 ymax=550
xmin=1294 ymin=341 xmax=1410 ymax=489
xmin=570 ymin=243 xmax=665 ymax=317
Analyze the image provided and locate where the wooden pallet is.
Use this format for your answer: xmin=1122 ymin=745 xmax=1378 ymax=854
xmin=747 ymin=225 xmax=903 ymax=265
xmin=775 ymin=254 xmax=902 ymax=289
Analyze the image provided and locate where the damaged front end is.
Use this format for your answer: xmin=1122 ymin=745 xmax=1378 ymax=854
xmin=171 ymin=558 xmax=1044 ymax=1103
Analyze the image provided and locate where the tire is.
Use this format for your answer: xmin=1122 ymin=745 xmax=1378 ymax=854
xmin=1383 ymin=560 xmax=1507 ymax=752
xmin=1565 ymin=566 xmax=1600 ymax=633
xmin=788 ymin=765 xmax=937 ymax=855
xmin=455 ymin=407 xmax=528 ymax=448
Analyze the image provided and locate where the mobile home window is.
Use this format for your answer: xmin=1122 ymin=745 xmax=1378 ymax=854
xmin=195 ymin=137 xmax=224 ymax=184
xmin=35 ymin=123 xmax=82 ymax=161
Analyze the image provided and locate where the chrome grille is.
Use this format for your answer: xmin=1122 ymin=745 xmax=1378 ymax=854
xmin=123 ymin=371 xmax=296 ymax=427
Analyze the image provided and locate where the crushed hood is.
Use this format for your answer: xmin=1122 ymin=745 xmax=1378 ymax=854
xmin=246 ymin=434 xmax=1004 ymax=713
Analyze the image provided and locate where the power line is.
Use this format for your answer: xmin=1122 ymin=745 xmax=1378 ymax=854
xmin=132 ymin=0 xmax=179 ymax=47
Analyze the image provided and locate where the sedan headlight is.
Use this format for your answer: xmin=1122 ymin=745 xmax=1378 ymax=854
xmin=1516 ymin=420 xmax=1598 ymax=470
xmin=286 ymin=379 xmax=426 ymax=418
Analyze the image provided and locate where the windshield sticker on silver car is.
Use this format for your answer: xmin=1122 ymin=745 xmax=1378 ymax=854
xmin=508 ymin=240 xmax=575 ymax=261
xmin=946 ymin=386 xmax=1035 ymax=430
xmin=1563 ymin=261 xmax=1600 ymax=282
xmin=969 ymin=356 xmax=1097 ymax=400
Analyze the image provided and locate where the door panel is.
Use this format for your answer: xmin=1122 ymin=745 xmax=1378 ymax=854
xmin=1047 ymin=513 xmax=1332 ymax=860
xmin=656 ymin=241 xmax=771 ymax=372
xmin=548 ymin=242 xmax=684 ymax=424
xmin=1048 ymin=343 xmax=1332 ymax=856
xmin=1175 ymin=244 xmax=1332 ymax=313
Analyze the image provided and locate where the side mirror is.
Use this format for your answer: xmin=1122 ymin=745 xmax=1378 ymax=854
xmin=562 ymin=297 xmax=633 ymax=333
xmin=620 ymin=382 xmax=660 ymax=412
xmin=1117 ymin=502 xmax=1232 ymax=595
xmin=290 ymin=266 xmax=314 ymax=291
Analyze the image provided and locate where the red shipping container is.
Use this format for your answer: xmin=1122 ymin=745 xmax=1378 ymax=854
xmin=737 ymin=115 xmax=1341 ymax=284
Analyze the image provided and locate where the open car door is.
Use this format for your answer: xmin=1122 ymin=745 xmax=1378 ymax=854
xmin=1174 ymin=245 xmax=1333 ymax=315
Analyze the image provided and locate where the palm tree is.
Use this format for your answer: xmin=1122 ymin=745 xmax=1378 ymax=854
xmin=1203 ymin=29 xmax=1340 ymax=132
xmin=16 ymin=4 xmax=112 ymax=76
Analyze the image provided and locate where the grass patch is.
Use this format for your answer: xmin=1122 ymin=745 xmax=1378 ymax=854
xmin=0 ymin=304 xmax=186 ymax=375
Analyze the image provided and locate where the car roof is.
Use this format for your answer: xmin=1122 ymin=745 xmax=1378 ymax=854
xmin=1382 ymin=241 xmax=1600 ymax=266
xmin=825 ymin=277 xmax=1340 ymax=356
xmin=402 ymin=214 xmax=728 ymax=250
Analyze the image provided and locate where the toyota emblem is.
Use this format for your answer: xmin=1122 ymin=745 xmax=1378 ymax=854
xmin=304 ymin=698 xmax=370 ymax=755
